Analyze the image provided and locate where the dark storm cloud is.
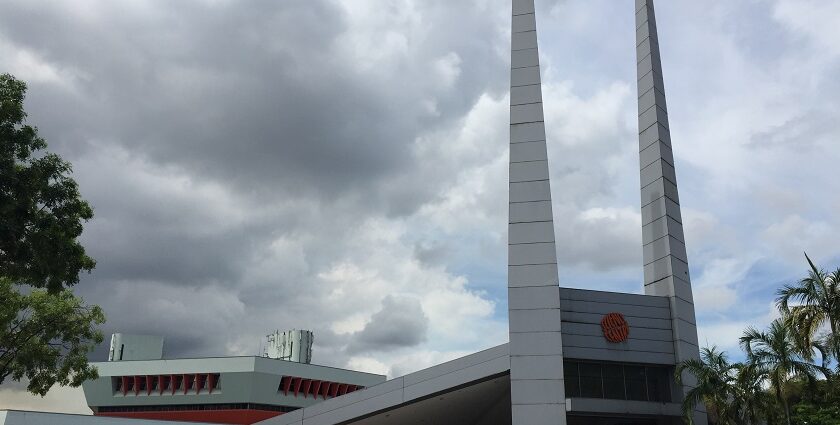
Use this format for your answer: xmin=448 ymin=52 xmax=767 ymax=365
xmin=0 ymin=0 xmax=512 ymax=360
xmin=0 ymin=0 xmax=508 ymax=208
xmin=347 ymin=296 xmax=429 ymax=354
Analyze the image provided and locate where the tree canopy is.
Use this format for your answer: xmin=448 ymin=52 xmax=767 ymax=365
xmin=0 ymin=278 xmax=104 ymax=395
xmin=1 ymin=73 xmax=96 ymax=293
xmin=0 ymin=73 xmax=103 ymax=395
xmin=679 ymin=254 xmax=840 ymax=425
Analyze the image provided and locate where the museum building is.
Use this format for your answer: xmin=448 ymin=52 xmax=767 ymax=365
xmin=255 ymin=0 xmax=707 ymax=423
xmin=2 ymin=1 xmax=707 ymax=424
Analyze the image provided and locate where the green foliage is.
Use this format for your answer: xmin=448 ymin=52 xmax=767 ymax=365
xmin=1 ymin=73 xmax=103 ymax=396
xmin=0 ymin=278 xmax=105 ymax=395
xmin=789 ymin=378 xmax=840 ymax=425
xmin=678 ymin=254 xmax=839 ymax=425
xmin=732 ymin=363 xmax=774 ymax=425
xmin=741 ymin=319 xmax=826 ymax=425
xmin=791 ymin=403 xmax=840 ymax=425
xmin=675 ymin=348 xmax=772 ymax=425
xmin=777 ymin=253 xmax=840 ymax=369
xmin=1 ymin=73 xmax=95 ymax=294
xmin=676 ymin=347 xmax=738 ymax=424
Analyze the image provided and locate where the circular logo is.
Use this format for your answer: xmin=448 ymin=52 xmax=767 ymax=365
xmin=601 ymin=312 xmax=630 ymax=343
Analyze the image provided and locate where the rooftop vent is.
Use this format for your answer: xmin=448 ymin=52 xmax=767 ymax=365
xmin=107 ymin=333 xmax=164 ymax=361
xmin=263 ymin=329 xmax=313 ymax=363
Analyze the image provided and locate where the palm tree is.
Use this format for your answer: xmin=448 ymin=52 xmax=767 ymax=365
xmin=776 ymin=253 xmax=840 ymax=367
xmin=740 ymin=319 xmax=825 ymax=425
xmin=676 ymin=346 xmax=739 ymax=425
xmin=731 ymin=363 xmax=771 ymax=424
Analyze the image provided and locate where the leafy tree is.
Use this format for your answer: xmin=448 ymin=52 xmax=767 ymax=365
xmin=677 ymin=347 xmax=773 ymax=425
xmin=777 ymin=253 xmax=840 ymax=369
xmin=0 ymin=278 xmax=104 ymax=395
xmin=731 ymin=363 xmax=772 ymax=424
xmin=679 ymin=256 xmax=840 ymax=425
xmin=740 ymin=319 xmax=826 ymax=425
xmin=1 ymin=73 xmax=95 ymax=293
xmin=791 ymin=402 xmax=840 ymax=425
xmin=789 ymin=377 xmax=840 ymax=425
xmin=676 ymin=347 xmax=740 ymax=425
xmin=1 ymin=73 xmax=103 ymax=395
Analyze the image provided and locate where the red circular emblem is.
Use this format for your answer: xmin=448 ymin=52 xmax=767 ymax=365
xmin=601 ymin=313 xmax=630 ymax=343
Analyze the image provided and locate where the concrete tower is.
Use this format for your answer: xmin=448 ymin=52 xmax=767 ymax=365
xmin=507 ymin=0 xmax=567 ymax=424
xmin=636 ymin=0 xmax=706 ymax=423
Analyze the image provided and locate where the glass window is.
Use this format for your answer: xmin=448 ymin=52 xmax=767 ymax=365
xmin=646 ymin=367 xmax=670 ymax=402
xmin=563 ymin=362 xmax=580 ymax=397
xmin=562 ymin=360 xmax=671 ymax=403
xmin=624 ymin=365 xmax=647 ymax=401
xmin=579 ymin=363 xmax=603 ymax=398
xmin=602 ymin=364 xmax=625 ymax=400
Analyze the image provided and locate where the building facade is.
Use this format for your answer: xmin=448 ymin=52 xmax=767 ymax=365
xmin=81 ymin=356 xmax=385 ymax=424
xmin=6 ymin=1 xmax=708 ymax=424
xmin=257 ymin=0 xmax=706 ymax=424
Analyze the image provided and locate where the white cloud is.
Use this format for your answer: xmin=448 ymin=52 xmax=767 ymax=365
xmin=4 ymin=0 xmax=840 ymax=413
xmin=697 ymin=302 xmax=781 ymax=356
xmin=762 ymin=215 xmax=836 ymax=265
xmin=693 ymin=258 xmax=753 ymax=312
xmin=0 ymin=39 xmax=86 ymax=89
xmin=773 ymin=0 xmax=840 ymax=57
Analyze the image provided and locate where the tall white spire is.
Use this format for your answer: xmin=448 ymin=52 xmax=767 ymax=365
xmin=636 ymin=1 xmax=706 ymax=423
xmin=507 ymin=0 xmax=567 ymax=423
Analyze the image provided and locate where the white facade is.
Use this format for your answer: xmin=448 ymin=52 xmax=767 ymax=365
xmin=264 ymin=330 xmax=314 ymax=364
xmin=0 ymin=411 xmax=212 ymax=425
xmin=108 ymin=334 xmax=164 ymax=362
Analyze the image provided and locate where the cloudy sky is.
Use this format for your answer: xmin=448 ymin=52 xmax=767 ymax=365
xmin=2 ymin=0 xmax=840 ymax=413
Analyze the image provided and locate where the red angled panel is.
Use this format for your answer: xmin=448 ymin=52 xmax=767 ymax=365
xmin=171 ymin=374 xmax=178 ymax=395
xmin=321 ymin=382 xmax=331 ymax=399
xmin=329 ymin=382 xmax=339 ymax=398
xmin=121 ymin=376 xmax=128 ymax=396
xmin=301 ymin=379 xmax=312 ymax=398
xmin=292 ymin=377 xmax=302 ymax=397
xmin=281 ymin=376 xmax=292 ymax=396
xmin=134 ymin=376 xmax=141 ymax=395
xmin=337 ymin=384 xmax=348 ymax=396
xmin=208 ymin=373 xmax=216 ymax=394
xmin=311 ymin=380 xmax=322 ymax=398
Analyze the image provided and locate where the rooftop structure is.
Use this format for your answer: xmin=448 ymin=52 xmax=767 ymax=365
xmin=108 ymin=334 xmax=164 ymax=362
xmin=81 ymin=356 xmax=385 ymax=424
xmin=264 ymin=330 xmax=314 ymax=363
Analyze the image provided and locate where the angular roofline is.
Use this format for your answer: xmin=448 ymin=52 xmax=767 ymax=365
xmin=90 ymin=356 xmax=386 ymax=378
xmin=255 ymin=344 xmax=510 ymax=425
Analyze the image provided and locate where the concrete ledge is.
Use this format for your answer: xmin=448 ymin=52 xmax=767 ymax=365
xmin=0 ymin=410 xmax=214 ymax=425
xmin=567 ymin=398 xmax=682 ymax=417
xmin=255 ymin=345 xmax=510 ymax=425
